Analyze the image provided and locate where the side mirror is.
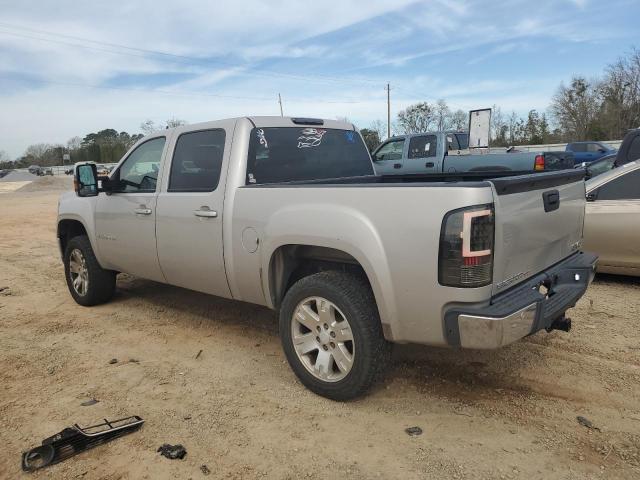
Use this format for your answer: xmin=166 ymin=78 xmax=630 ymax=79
xmin=371 ymin=153 xmax=380 ymax=162
xmin=74 ymin=163 xmax=98 ymax=197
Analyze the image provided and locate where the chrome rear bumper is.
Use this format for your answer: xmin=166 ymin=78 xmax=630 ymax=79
xmin=444 ymin=251 xmax=597 ymax=349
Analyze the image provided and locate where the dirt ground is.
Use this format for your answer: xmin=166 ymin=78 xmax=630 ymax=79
xmin=1 ymin=177 xmax=639 ymax=479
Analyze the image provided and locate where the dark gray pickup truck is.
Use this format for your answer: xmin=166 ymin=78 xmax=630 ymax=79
xmin=373 ymin=131 xmax=574 ymax=175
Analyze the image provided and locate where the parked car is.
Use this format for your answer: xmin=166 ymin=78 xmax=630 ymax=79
xmin=565 ymin=141 xmax=616 ymax=165
xmin=43 ymin=167 xmax=53 ymax=176
xmin=28 ymin=165 xmax=42 ymax=175
xmin=575 ymin=154 xmax=617 ymax=179
xmin=0 ymin=169 xmax=12 ymax=178
xmin=372 ymin=131 xmax=574 ymax=175
xmin=583 ymin=161 xmax=640 ymax=276
xmin=57 ymin=116 xmax=596 ymax=400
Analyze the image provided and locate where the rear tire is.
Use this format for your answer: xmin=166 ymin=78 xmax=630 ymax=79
xmin=64 ymin=235 xmax=116 ymax=306
xmin=279 ymin=271 xmax=391 ymax=401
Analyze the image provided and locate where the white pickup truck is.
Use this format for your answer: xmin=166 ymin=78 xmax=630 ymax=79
xmin=58 ymin=116 xmax=597 ymax=400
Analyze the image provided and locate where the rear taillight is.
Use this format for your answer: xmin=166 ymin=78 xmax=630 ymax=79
xmin=438 ymin=204 xmax=494 ymax=288
xmin=534 ymin=154 xmax=545 ymax=171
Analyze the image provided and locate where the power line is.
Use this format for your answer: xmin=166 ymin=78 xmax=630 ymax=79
xmin=0 ymin=22 xmax=382 ymax=88
xmin=0 ymin=74 xmax=375 ymax=104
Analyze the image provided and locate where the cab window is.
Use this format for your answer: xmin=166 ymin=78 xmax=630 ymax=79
xmin=113 ymin=137 xmax=166 ymax=193
xmin=169 ymin=129 xmax=225 ymax=192
xmin=374 ymin=139 xmax=405 ymax=161
xmin=409 ymin=135 xmax=437 ymax=158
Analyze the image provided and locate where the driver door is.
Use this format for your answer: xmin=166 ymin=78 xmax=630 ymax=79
xmin=372 ymin=138 xmax=405 ymax=174
xmin=95 ymin=135 xmax=169 ymax=282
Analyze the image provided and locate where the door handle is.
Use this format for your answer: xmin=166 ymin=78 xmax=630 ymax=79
xmin=134 ymin=208 xmax=152 ymax=215
xmin=194 ymin=208 xmax=218 ymax=218
xmin=393 ymin=163 xmax=402 ymax=169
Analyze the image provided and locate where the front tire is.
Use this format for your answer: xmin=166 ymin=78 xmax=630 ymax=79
xmin=64 ymin=235 xmax=116 ymax=306
xmin=279 ymin=271 xmax=391 ymax=401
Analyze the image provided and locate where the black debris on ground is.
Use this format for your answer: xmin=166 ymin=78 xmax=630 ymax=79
xmin=108 ymin=358 xmax=118 ymax=365
xmin=0 ymin=286 xmax=12 ymax=296
xmin=157 ymin=443 xmax=187 ymax=460
xmin=576 ymin=415 xmax=600 ymax=431
xmin=405 ymin=426 xmax=423 ymax=436
xmin=195 ymin=349 xmax=203 ymax=360
xmin=80 ymin=399 xmax=99 ymax=406
xmin=200 ymin=464 xmax=211 ymax=475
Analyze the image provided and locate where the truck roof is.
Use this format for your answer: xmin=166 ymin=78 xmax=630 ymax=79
xmin=167 ymin=116 xmax=356 ymax=133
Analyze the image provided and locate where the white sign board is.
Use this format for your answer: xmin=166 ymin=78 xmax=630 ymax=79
xmin=468 ymin=108 xmax=491 ymax=149
xmin=63 ymin=153 xmax=70 ymax=161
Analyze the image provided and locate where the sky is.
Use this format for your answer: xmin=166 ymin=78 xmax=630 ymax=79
xmin=0 ymin=0 xmax=639 ymax=158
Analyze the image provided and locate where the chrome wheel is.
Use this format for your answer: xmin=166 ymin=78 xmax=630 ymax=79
xmin=69 ymin=248 xmax=89 ymax=296
xmin=291 ymin=296 xmax=355 ymax=382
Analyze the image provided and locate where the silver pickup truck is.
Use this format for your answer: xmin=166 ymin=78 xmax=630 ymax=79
xmin=58 ymin=116 xmax=597 ymax=400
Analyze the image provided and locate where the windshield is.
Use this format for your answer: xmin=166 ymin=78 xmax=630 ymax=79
xmin=246 ymin=127 xmax=373 ymax=184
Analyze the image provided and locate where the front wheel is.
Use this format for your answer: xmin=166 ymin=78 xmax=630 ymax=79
xmin=279 ymin=271 xmax=391 ymax=401
xmin=64 ymin=235 xmax=116 ymax=306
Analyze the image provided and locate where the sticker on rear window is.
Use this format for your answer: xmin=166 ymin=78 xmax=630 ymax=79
xmin=297 ymin=128 xmax=326 ymax=148
xmin=344 ymin=131 xmax=355 ymax=143
xmin=256 ymin=129 xmax=268 ymax=149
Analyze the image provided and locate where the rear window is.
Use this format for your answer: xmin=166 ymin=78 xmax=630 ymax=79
xmin=570 ymin=143 xmax=587 ymax=152
xmin=246 ymin=127 xmax=373 ymax=185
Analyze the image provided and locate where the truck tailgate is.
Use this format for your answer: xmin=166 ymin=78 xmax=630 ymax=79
xmin=489 ymin=170 xmax=586 ymax=296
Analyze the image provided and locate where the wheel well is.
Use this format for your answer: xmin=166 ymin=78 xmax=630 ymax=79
xmin=57 ymin=220 xmax=87 ymax=254
xmin=269 ymin=245 xmax=370 ymax=309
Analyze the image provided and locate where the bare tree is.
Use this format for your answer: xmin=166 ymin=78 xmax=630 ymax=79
xmin=140 ymin=119 xmax=157 ymax=135
xmin=165 ymin=117 xmax=187 ymax=129
xmin=435 ymin=99 xmax=451 ymax=131
xmin=450 ymin=109 xmax=467 ymax=131
xmin=550 ymin=77 xmax=601 ymax=141
xmin=369 ymin=119 xmax=387 ymax=140
xmin=67 ymin=136 xmax=82 ymax=151
xmin=396 ymin=102 xmax=435 ymax=134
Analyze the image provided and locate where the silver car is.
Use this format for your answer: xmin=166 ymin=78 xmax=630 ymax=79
xmin=584 ymin=161 xmax=640 ymax=276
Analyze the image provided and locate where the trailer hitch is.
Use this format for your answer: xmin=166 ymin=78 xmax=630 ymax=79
xmin=22 ymin=415 xmax=144 ymax=472
xmin=546 ymin=315 xmax=572 ymax=333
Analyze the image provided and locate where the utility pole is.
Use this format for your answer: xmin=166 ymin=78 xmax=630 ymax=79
xmin=386 ymin=83 xmax=391 ymax=139
xmin=278 ymin=93 xmax=284 ymax=117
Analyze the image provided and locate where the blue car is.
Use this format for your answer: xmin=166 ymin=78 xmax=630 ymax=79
xmin=565 ymin=141 xmax=616 ymax=165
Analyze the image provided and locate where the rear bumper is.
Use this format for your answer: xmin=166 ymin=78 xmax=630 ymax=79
xmin=443 ymin=251 xmax=597 ymax=349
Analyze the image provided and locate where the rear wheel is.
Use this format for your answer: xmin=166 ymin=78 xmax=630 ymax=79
xmin=64 ymin=235 xmax=116 ymax=306
xmin=279 ymin=271 xmax=390 ymax=401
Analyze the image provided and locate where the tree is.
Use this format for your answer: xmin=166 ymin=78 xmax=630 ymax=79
xmin=140 ymin=119 xmax=157 ymax=135
xmin=550 ymin=77 xmax=601 ymax=141
xmin=165 ymin=117 xmax=187 ymax=129
xmin=396 ymin=102 xmax=435 ymax=134
xmin=369 ymin=119 xmax=387 ymax=141
xmin=434 ymin=99 xmax=451 ymax=131
xmin=450 ymin=109 xmax=467 ymax=131
xmin=359 ymin=128 xmax=381 ymax=153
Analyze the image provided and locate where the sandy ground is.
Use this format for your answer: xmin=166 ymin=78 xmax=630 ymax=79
xmin=0 ymin=177 xmax=639 ymax=479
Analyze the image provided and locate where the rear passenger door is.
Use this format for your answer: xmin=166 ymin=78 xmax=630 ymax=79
xmin=155 ymin=127 xmax=232 ymax=298
xmin=404 ymin=134 xmax=439 ymax=173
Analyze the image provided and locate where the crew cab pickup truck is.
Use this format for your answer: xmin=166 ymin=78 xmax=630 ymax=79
xmin=372 ymin=131 xmax=574 ymax=174
xmin=566 ymin=141 xmax=616 ymax=165
xmin=58 ymin=116 xmax=597 ymax=400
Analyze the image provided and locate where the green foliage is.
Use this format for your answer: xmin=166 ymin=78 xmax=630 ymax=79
xmin=359 ymin=128 xmax=381 ymax=153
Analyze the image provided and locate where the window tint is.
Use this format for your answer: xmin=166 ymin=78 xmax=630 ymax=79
xmin=456 ymin=133 xmax=469 ymax=150
xmin=115 ymin=137 xmax=165 ymax=193
xmin=375 ymin=139 xmax=405 ymax=161
xmin=588 ymin=143 xmax=606 ymax=152
xmin=169 ymin=129 xmax=225 ymax=192
xmin=596 ymin=169 xmax=640 ymax=200
xmin=570 ymin=143 xmax=587 ymax=152
xmin=446 ymin=134 xmax=459 ymax=151
xmin=627 ymin=136 xmax=640 ymax=163
xmin=409 ymin=135 xmax=437 ymax=159
xmin=246 ymin=127 xmax=373 ymax=185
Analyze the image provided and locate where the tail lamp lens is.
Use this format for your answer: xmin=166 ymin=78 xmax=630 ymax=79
xmin=438 ymin=204 xmax=494 ymax=287
xmin=534 ymin=154 xmax=545 ymax=171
